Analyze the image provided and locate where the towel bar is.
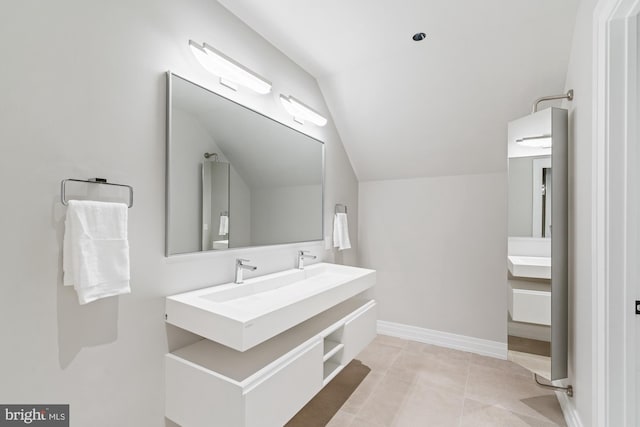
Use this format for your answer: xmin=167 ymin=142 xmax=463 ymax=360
xmin=61 ymin=178 xmax=134 ymax=208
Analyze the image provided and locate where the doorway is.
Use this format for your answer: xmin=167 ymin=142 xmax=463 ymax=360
xmin=594 ymin=1 xmax=640 ymax=425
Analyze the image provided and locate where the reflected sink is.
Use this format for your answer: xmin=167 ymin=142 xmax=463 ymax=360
xmin=508 ymin=256 xmax=551 ymax=279
xmin=165 ymin=263 xmax=376 ymax=351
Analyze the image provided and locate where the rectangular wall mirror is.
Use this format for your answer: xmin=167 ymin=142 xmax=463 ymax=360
xmin=506 ymin=107 xmax=568 ymax=381
xmin=166 ymin=72 xmax=324 ymax=256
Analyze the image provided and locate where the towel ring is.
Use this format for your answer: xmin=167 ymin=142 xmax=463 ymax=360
xmin=335 ymin=204 xmax=347 ymax=214
xmin=61 ymin=178 xmax=134 ymax=208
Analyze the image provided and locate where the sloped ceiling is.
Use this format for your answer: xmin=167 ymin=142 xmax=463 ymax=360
xmin=217 ymin=0 xmax=579 ymax=181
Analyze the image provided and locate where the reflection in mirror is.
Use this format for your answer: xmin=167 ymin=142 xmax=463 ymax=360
xmin=202 ymin=158 xmax=230 ymax=250
xmin=508 ymin=156 xmax=551 ymax=238
xmin=166 ymin=72 xmax=324 ymax=256
xmin=507 ymin=107 xmax=567 ymax=381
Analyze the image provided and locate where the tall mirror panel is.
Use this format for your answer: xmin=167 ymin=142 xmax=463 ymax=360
xmin=507 ymin=107 xmax=568 ymax=381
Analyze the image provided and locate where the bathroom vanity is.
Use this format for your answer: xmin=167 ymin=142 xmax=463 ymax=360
xmin=164 ymin=263 xmax=376 ymax=427
xmin=162 ymin=71 xmax=372 ymax=426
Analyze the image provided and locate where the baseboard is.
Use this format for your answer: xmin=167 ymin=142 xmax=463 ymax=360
xmin=555 ymin=390 xmax=583 ymax=427
xmin=377 ymin=320 xmax=507 ymax=360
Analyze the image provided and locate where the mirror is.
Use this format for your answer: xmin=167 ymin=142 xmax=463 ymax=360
xmin=166 ymin=72 xmax=324 ymax=256
xmin=508 ymin=155 xmax=552 ymax=238
xmin=202 ymin=160 xmax=230 ymax=250
xmin=506 ymin=107 xmax=568 ymax=381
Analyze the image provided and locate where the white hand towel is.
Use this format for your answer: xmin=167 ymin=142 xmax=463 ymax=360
xmin=333 ymin=213 xmax=351 ymax=251
xmin=219 ymin=215 xmax=229 ymax=235
xmin=63 ymin=200 xmax=131 ymax=305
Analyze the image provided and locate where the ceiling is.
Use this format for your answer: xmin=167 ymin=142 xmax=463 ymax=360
xmin=217 ymin=0 xmax=580 ymax=181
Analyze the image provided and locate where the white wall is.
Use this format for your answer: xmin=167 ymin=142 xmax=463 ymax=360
xmin=0 ymin=0 xmax=358 ymax=425
xmin=561 ymin=0 xmax=600 ymax=424
xmin=358 ymin=173 xmax=508 ymax=343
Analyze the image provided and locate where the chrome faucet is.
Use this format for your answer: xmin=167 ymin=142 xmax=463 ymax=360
xmin=297 ymin=250 xmax=317 ymax=270
xmin=235 ymin=258 xmax=257 ymax=284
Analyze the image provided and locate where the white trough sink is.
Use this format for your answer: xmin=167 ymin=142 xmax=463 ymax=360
xmin=508 ymin=256 xmax=551 ymax=280
xmin=165 ymin=263 xmax=376 ymax=351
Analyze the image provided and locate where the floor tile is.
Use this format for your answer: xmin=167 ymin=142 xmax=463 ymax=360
xmin=518 ymin=395 xmax=567 ymax=426
xmin=356 ymin=340 xmax=404 ymax=373
xmin=354 ymin=375 xmax=413 ymax=426
xmin=461 ymin=398 xmax=562 ymax=427
xmin=350 ymin=417 xmax=378 ymax=427
xmin=465 ymin=362 xmax=562 ymax=423
xmin=389 ymin=349 xmax=469 ymax=394
xmin=470 ymin=353 xmax=533 ymax=378
xmin=325 ymin=335 xmax=567 ymax=427
xmin=508 ymin=350 xmax=551 ymax=380
xmin=340 ymin=370 xmax=384 ymax=415
xmin=392 ymin=381 xmax=464 ymax=427
xmin=325 ymin=410 xmax=355 ymax=427
xmin=419 ymin=343 xmax=472 ymax=363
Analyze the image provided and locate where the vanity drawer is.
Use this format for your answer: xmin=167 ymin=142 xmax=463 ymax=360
xmin=165 ymin=353 xmax=244 ymax=427
xmin=341 ymin=301 xmax=377 ymax=363
xmin=165 ymin=339 xmax=323 ymax=427
xmin=509 ymin=285 xmax=551 ymax=325
xmin=245 ymin=340 xmax=323 ymax=427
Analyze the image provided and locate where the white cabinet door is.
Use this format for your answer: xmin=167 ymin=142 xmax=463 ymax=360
xmin=165 ymin=355 xmax=243 ymax=427
xmin=341 ymin=302 xmax=377 ymax=363
xmin=244 ymin=340 xmax=323 ymax=427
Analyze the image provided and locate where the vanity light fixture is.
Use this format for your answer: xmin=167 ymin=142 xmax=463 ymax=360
xmin=279 ymin=95 xmax=328 ymax=126
xmin=516 ymin=135 xmax=552 ymax=148
xmin=188 ymin=40 xmax=272 ymax=94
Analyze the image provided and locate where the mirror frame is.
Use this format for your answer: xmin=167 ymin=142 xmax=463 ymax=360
xmin=549 ymin=107 xmax=568 ymax=381
xmin=164 ymin=71 xmax=325 ymax=257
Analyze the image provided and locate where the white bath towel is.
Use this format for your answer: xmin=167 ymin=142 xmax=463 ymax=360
xmin=63 ymin=200 xmax=131 ymax=305
xmin=218 ymin=215 xmax=229 ymax=235
xmin=333 ymin=212 xmax=351 ymax=251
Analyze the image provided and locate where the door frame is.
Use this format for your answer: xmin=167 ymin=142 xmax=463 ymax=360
xmin=593 ymin=0 xmax=639 ymax=425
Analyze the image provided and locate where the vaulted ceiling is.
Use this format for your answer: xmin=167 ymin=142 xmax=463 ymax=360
xmin=218 ymin=0 xmax=580 ymax=181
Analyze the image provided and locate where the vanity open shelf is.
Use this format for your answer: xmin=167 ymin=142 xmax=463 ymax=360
xmin=323 ymin=338 xmax=343 ymax=362
xmin=166 ymin=297 xmax=377 ymax=427
xmin=323 ymin=360 xmax=342 ymax=385
xmin=322 ymin=326 xmax=345 ymax=385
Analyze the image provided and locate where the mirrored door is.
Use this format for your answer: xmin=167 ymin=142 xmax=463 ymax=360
xmin=506 ymin=107 xmax=568 ymax=381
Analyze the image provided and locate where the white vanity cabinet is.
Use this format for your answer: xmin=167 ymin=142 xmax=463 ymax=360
xmin=165 ymin=298 xmax=377 ymax=427
xmin=508 ymin=281 xmax=551 ymax=326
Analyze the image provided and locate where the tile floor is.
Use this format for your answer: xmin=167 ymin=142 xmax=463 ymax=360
xmin=327 ymin=335 xmax=567 ymax=427
xmin=508 ymin=350 xmax=551 ymax=381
